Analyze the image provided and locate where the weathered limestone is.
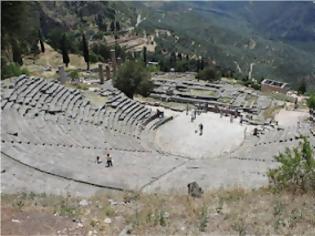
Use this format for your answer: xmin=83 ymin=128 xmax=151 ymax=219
xmin=58 ymin=66 xmax=67 ymax=84
xmin=111 ymin=49 xmax=117 ymax=73
xmin=98 ymin=64 xmax=104 ymax=84
xmin=106 ymin=65 xmax=111 ymax=81
xmin=2 ymin=76 xmax=314 ymax=197
xmin=187 ymin=182 xmax=204 ymax=198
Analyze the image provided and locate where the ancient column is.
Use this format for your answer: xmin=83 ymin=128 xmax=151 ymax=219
xmin=98 ymin=64 xmax=104 ymax=84
xmin=58 ymin=66 xmax=67 ymax=84
xmin=106 ymin=65 xmax=111 ymax=80
xmin=111 ymin=49 xmax=117 ymax=73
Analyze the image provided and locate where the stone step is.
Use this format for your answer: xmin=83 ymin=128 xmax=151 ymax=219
xmin=14 ymin=75 xmax=28 ymax=87
xmin=45 ymin=84 xmax=65 ymax=105
xmin=23 ymin=79 xmax=45 ymax=105
xmin=1 ymin=99 xmax=9 ymax=110
xmin=16 ymin=80 xmax=36 ymax=103
xmin=119 ymin=103 xmax=139 ymax=121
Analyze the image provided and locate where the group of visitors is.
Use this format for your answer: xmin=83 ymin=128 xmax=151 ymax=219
xmin=186 ymin=105 xmax=204 ymax=135
xmin=190 ymin=109 xmax=197 ymax=122
xmin=198 ymin=123 xmax=203 ymax=136
xmin=96 ymin=153 xmax=113 ymax=167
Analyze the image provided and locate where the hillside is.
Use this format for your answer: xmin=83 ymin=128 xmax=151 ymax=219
xmin=135 ymin=1 xmax=315 ymax=89
xmin=2 ymin=1 xmax=314 ymax=89
xmin=2 ymin=189 xmax=314 ymax=235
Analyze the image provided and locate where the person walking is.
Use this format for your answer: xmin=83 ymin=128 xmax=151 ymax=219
xmin=106 ymin=153 xmax=113 ymax=167
xmin=199 ymin=123 xmax=203 ymax=135
xmin=96 ymin=156 xmax=102 ymax=164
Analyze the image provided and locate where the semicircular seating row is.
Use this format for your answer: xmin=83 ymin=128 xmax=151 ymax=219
xmin=1 ymin=75 xmax=167 ymax=150
xmin=1 ymin=76 xmax=180 ymax=191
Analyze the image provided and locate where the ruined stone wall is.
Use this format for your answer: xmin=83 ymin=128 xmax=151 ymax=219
xmin=310 ymin=109 xmax=315 ymax=122
xmin=261 ymin=83 xmax=288 ymax=94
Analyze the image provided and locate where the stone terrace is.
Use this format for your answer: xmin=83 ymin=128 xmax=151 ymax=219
xmin=1 ymin=75 xmax=314 ymax=196
xmin=150 ymin=73 xmax=276 ymax=125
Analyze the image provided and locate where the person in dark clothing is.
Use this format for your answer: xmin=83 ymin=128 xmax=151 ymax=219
xmin=199 ymin=123 xmax=203 ymax=135
xmin=106 ymin=153 xmax=113 ymax=167
xmin=96 ymin=156 xmax=102 ymax=164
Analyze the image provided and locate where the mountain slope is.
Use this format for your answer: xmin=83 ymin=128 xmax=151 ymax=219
xmin=2 ymin=1 xmax=314 ymax=89
xmin=134 ymin=1 xmax=315 ymax=89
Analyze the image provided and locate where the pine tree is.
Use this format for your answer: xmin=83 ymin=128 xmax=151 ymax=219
xmin=110 ymin=21 xmax=115 ymax=32
xmin=200 ymin=58 xmax=205 ymax=71
xmin=116 ymin=21 xmax=121 ymax=31
xmin=82 ymin=33 xmax=90 ymax=70
xmin=298 ymin=79 xmax=306 ymax=95
xmin=196 ymin=59 xmax=201 ymax=72
xmin=11 ymin=39 xmax=23 ymax=65
xmin=143 ymin=46 xmax=147 ymax=65
xmin=170 ymin=52 xmax=176 ymax=69
xmin=178 ymin=52 xmax=182 ymax=61
xmin=60 ymin=34 xmax=70 ymax=67
xmin=39 ymin=30 xmax=45 ymax=53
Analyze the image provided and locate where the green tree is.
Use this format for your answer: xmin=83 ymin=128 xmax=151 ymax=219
xmin=116 ymin=21 xmax=121 ymax=31
xmin=30 ymin=40 xmax=40 ymax=55
xmin=39 ymin=30 xmax=45 ymax=53
xmin=1 ymin=63 xmax=29 ymax=80
xmin=69 ymin=70 xmax=79 ymax=81
xmin=110 ymin=21 xmax=115 ymax=32
xmin=82 ymin=33 xmax=90 ymax=70
xmin=307 ymin=93 xmax=315 ymax=110
xmin=200 ymin=58 xmax=205 ymax=71
xmin=298 ymin=79 xmax=306 ymax=95
xmin=2 ymin=2 xmax=39 ymax=63
xmin=196 ymin=65 xmax=221 ymax=82
xmin=113 ymin=61 xmax=153 ymax=98
xmin=11 ymin=39 xmax=23 ymax=65
xmin=170 ymin=52 xmax=176 ymax=69
xmin=268 ymin=138 xmax=315 ymax=192
xmin=60 ymin=34 xmax=70 ymax=67
xmin=91 ymin=43 xmax=111 ymax=62
xmin=143 ymin=46 xmax=147 ymax=65
xmin=178 ymin=52 xmax=182 ymax=61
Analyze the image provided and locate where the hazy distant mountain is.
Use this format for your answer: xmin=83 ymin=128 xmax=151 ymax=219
xmin=134 ymin=1 xmax=315 ymax=89
xmin=2 ymin=1 xmax=314 ymax=89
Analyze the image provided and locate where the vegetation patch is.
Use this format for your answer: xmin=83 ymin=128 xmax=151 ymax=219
xmin=113 ymin=61 xmax=153 ymax=98
xmin=268 ymin=138 xmax=315 ymax=193
xmin=1 ymin=63 xmax=29 ymax=80
xmin=2 ymin=188 xmax=315 ymax=235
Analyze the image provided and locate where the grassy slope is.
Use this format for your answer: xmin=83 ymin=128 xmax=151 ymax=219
xmin=2 ymin=189 xmax=314 ymax=235
xmin=136 ymin=2 xmax=315 ymax=89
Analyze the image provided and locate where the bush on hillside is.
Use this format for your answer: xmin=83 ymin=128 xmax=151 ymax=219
xmin=307 ymin=93 xmax=315 ymax=110
xmin=196 ymin=65 xmax=221 ymax=82
xmin=113 ymin=61 xmax=153 ymax=98
xmin=69 ymin=70 xmax=79 ymax=80
xmin=268 ymin=138 xmax=315 ymax=192
xmin=1 ymin=63 xmax=29 ymax=80
xmin=91 ymin=43 xmax=111 ymax=62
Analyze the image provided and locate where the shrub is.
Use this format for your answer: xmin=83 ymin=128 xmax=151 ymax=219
xmin=307 ymin=93 xmax=315 ymax=110
xmin=199 ymin=205 xmax=208 ymax=232
xmin=1 ymin=63 xmax=29 ymax=80
xmin=113 ymin=61 xmax=153 ymax=98
xmin=69 ymin=71 xmax=79 ymax=80
xmin=268 ymin=138 xmax=315 ymax=192
xmin=196 ymin=65 xmax=221 ymax=82
xmin=91 ymin=43 xmax=111 ymax=62
xmin=89 ymin=52 xmax=100 ymax=63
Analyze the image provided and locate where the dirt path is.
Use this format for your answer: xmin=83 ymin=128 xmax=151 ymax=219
xmin=1 ymin=207 xmax=86 ymax=235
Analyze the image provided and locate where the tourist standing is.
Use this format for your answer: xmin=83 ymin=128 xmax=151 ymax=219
xmin=199 ymin=123 xmax=203 ymax=135
xmin=96 ymin=156 xmax=102 ymax=164
xmin=106 ymin=153 xmax=113 ymax=167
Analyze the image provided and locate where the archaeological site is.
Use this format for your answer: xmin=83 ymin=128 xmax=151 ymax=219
xmin=1 ymin=1 xmax=315 ymax=235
